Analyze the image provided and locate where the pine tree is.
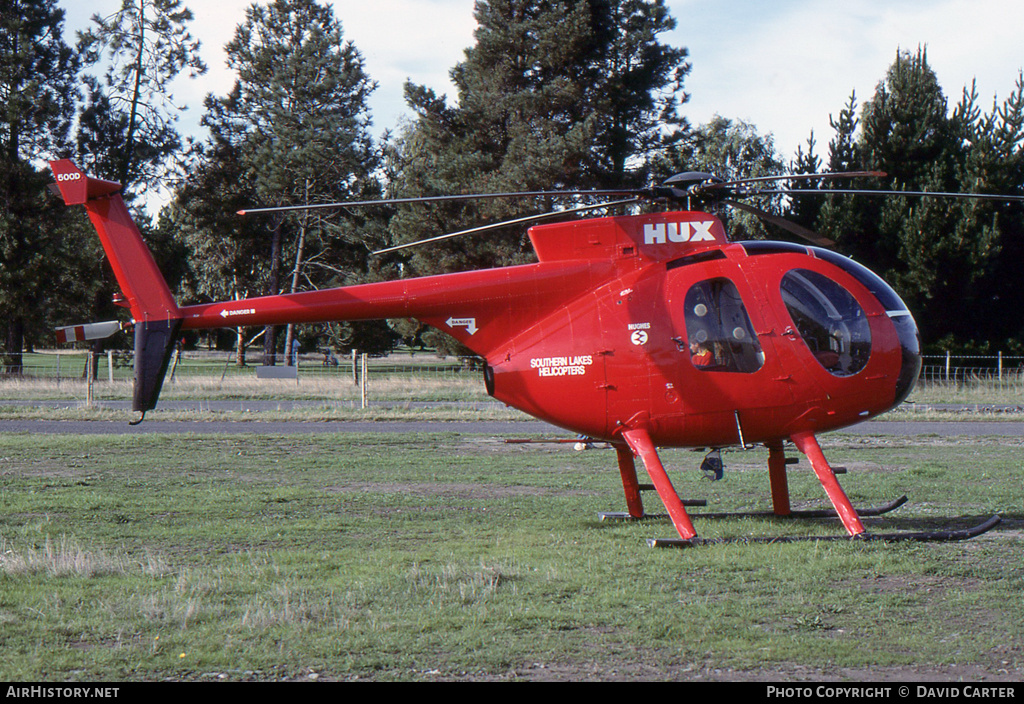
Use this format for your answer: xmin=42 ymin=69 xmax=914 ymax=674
xmin=76 ymin=0 xmax=207 ymax=197
xmin=178 ymin=0 xmax=383 ymax=362
xmin=391 ymin=0 xmax=689 ymax=271
xmin=785 ymin=131 xmax=823 ymax=231
xmin=815 ymin=49 xmax=1022 ymax=348
xmin=0 ymin=0 xmax=98 ymax=370
xmin=393 ymin=0 xmax=605 ymax=275
xmin=815 ymin=91 xmax=878 ymax=268
xmin=387 ymin=0 xmax=688 ymax=354
xmin=859 ymin=49 xmax=994 ymax=341
xmin=951 ymin=76 xmax=1024 ymax=345
xmin=584 ymin=0 xmax=689 ymax=186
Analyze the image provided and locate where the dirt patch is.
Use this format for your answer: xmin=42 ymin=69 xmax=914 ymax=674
xmin=324 ymin=480 xmax=596 ymax=500
xmin=431 ymin=658 xmax=1024 ymax=682
xmin=851 ymin=573 xmax=984 ymax=596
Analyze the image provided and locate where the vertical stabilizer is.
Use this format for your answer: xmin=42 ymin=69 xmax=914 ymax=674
xmin=49 ymin=160 xmax=183 ymax=415
xmin=133 ymin=318 xmax=183 ymax=415
xmin=49 ymin=160 xmax=180 ymax=323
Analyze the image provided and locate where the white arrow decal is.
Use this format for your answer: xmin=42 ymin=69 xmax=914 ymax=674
xmin=219 ymin=308 xmax=255 ymax=318
xmin=446 ymin=317 xmax=478 ymax=335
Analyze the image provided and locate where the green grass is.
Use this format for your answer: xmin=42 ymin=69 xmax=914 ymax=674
xmin=1 ymin=431 xmax=1022 ymax=681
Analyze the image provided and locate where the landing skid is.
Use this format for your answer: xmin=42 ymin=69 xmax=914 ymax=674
xmin=609 ymin=428 xmax=1002 ymax=547
xmin=648 ymin=514 xmax=1002 ymax=548
xmin=599 ymin=495 xmax=908 ymax=523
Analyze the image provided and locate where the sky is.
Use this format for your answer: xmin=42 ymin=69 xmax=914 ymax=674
xmin=58 ymin=0 xmax=1024 ymax=170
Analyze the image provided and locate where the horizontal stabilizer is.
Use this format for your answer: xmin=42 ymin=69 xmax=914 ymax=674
xmin=48 ymin=159 xmax=121 ymax=205
xmin=55 ymin=320 xmax=123 ymax=344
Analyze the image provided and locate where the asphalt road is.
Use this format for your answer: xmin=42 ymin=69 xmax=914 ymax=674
xmin=2 ymin=399 xmax=1022 ymax=436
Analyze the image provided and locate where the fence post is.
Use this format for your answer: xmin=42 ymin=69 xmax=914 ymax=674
xmin=107 ymin=350 xmax=114 ymax=383
xmin=56 ymin=354 xmax=61 ymax=387
xmin=998 ymin=351 xmax=1003 ymax=385
xmin=945 ymin=351 xmax=951 ymax=382
xmin=168 ymin=348 xmax=180 ymax=383
xmin=352 ymin=350 xmax=358 ymax=385
xmin=360 ymin=353 xmax=368 ymax=409
xmin=86 ymin=350 xmax=95 ymax=407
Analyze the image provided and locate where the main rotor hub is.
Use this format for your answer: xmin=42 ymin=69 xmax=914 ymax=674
xmin=654 ymin=172 xmax=729 ymax=205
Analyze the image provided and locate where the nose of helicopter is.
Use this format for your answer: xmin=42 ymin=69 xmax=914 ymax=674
xmin=890 ymin=311 xmax=922 ymax=406
xmin=807 ymin=247 xmax=922 ymax=408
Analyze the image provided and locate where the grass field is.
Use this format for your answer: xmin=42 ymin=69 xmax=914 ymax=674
xmin=1 ymin=429 xmax=1022 ymax=681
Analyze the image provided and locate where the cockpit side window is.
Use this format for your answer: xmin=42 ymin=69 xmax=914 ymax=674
xmin=780 ymin=269 xmax=871 ymax=376
xmin=684 ymin=278 xmax=764 ymax=373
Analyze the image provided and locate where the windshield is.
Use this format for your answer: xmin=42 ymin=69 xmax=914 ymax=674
xmin=780 ymin=269 xmax=871 ymax=376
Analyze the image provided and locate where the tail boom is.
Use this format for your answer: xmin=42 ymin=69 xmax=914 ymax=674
xmin=177 ymin=260 xmax=605 ymax=358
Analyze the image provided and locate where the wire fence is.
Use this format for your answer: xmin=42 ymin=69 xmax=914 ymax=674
xmin=4 ymin=350 xmax=1024 ymax=392
xmin=920 ymin=353 xmax=1024 ymax=389
xmin=1 ymin=349 xmax=482 ymax=383
xmin=0 ymin=349 xmax=491 ymax=409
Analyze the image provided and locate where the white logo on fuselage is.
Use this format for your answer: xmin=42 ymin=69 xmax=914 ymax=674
xmin=643 ymin=221 xmax=716 ymax=245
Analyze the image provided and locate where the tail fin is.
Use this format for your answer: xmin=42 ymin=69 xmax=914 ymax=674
xmin=49 ymin=159 xmax=182 ymax=415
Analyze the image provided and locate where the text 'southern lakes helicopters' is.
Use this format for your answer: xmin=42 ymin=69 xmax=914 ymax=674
xmin=49 ymin=158 xmax=1011 ymax=546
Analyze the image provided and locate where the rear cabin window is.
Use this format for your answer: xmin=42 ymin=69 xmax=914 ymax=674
xmin=684 ymin=278 xmax=764 ymax=373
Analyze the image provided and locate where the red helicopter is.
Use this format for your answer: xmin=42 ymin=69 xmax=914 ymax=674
xmin=47 ymin=159 xmax=1006 ymax=546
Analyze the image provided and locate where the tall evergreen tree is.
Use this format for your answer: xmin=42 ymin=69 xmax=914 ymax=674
xmin=584 ymin=0 xmax=689 ymax=186
xmin=0 ymin=0 xmax=98 ymax=370
xmin=859 ymin=49 xmax=999 ymax=342
xmin=387 ymin=0 xmax=688 ymax=353
xmin=813 ymin=49 xmax=1024 ymax=348
xmin=391 ymin=0 xmax=688 ymax=258
xmin=949 ymin=77 xmax=1024 ymax=345
xmin=76 ymin=0 xmax=207 ymax=197
xmin=814 ymin=91 xmax=877 ymax=268
xmin=176 ymin=0 xmax=383 ymax=363
xmin=785 ymin=131 xmax=823 ymax=232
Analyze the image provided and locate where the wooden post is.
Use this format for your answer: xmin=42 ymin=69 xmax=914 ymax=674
xmin=86 ymin=350 xmax=95 ymax=408
xmin=360 ymin=353 xmax=368 ymax=409
xmin=168 ymin=348 xmax=180 ymax=383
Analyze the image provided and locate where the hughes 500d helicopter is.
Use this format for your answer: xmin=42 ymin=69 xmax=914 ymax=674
xmin=48 ymin=158 xmax=1009 ymax=546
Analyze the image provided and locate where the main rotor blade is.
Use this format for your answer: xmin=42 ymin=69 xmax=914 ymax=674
xmin=238 ymin=189 xmax=641 ymax=216
xmin=711 ymin=170 xmax=887 ymax=191
xmin=755 ymin=187 xmax=1024 ymax=202
xmin=372 ymin=198 xmax=641 ymax=255
xmin=723 ymin=199 xmax=835 ymax=247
